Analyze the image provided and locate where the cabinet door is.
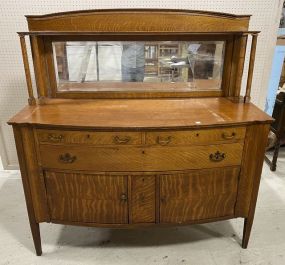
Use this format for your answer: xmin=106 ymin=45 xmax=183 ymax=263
xmin=44 ymin=171 xmax=128 ymax=224
xmin=160 ymin=167 xmax=239 ymax=223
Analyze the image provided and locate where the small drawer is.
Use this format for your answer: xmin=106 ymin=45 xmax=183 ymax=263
xmin=39 ymin=145 xmax=144 ymax=171
xmin=36 ymin=129 xmax=142 ymax=146
xmin=146 ymin=127 xmax=246 ymax=146
xmin=142 ymin=143 xmax=244 ymax=171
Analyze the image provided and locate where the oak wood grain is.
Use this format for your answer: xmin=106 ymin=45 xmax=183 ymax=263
xmin=26 ymin=9 xmax=250 ymax=33
xmin=44 ymin=171 xmax=128 ymax=223
xmin=8 ymin=8 xmax=273 ymax=254
xmin=51 ymin=215 xmax=234 ymax=228
xmin=235 ymin=124 xmax=270 ymax=217
xmin=8 ymin=98 xmax=273 ymax=129
xmin=21 ymin=127 xmax=49 ymax=222
xmin=160 ymin=167 xmax=239 ymax=223
xmin=12 ymin=126 xmax=42 ymax=256
xmin=19 ymin=35 xmax=36 ymax=105
xmin=234 ymin=124 xmax=270 ymax=248
xmin=146 ymin=127 xmax=246 ymax=146
xmin=36 ymin=129 xmax=142 ymax=145
xmin=39 ymin=143 xmax=243 ymax=172
xmin=130 ymin=175 xmax=156 ymax=223
xmin=30 ymin=36 xmax=49 ymax=98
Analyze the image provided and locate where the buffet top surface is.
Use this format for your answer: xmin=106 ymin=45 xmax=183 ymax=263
xmin=8 ymin=98 xmax=273 ymax=129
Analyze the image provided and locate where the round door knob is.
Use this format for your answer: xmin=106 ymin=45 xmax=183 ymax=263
xmin=120 ymin=193 xmax=128 ymax=201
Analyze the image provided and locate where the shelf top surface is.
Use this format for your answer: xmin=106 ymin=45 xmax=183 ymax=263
xmin=8 ymin=98 xmax=273 ymax=129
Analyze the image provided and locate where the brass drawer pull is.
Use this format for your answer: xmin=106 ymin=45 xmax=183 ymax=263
xmin=113 ymin=135 xmax=131 ymax=144
xmin=59 ymin=153 xmax=76 ymax=163
xmin=48 ymin=134 xmax=64 ymax=142
xmin=209 ymin=151 xmax=226 ymax=162
xmin=222 ymin=132 xmax=236 ymax=140
xmin=120 ymin=193 xmax=128 ymax=201
xmin=157 ymin=136 xmax=172 ymax=145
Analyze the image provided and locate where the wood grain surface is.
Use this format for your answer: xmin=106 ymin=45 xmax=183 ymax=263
xmin=9 ymin=8 xmax=273 ymax=255
xmin=21 ymin=127 xmax=49 ymax=222
xmin=235 ymin=124 xmax=270 ymax=217
xmin=8 ymin=98 xmax=273 ymax=129
xmin=160 ymin=167 xmax=239 ymax=223
xmin=44 ymin=171 xmax=128 ymax=223
xmin=146 ymin=127 xmax=246 ymax=146
xmin=12 ymin=126 xmax=43 ymax=255
xmin=130 ymin=175 xmax=156 ymax=223
xmin=36 ymin=127 xmax=245 ymax=146
xmin=36 ymin=129 xmax=142 ymax=145
xmin=39 ymin=143 xmax=243 ymax=171
xmin=26 ymin=9 xmax=250 ymax=33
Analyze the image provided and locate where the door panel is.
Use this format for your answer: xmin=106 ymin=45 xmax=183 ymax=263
xmin=44 ymin=171 xmax=128 ymax=224
xmin=130 ymin=175 xmax=156 ymax=223
xmin=160 ymin=167 xmax=239 ymax=223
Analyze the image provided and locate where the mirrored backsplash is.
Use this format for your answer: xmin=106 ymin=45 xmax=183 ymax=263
xmin=53 ymin=41 xmax=225 ymax=92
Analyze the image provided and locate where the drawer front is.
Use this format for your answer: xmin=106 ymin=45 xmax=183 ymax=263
xmin=142 ymin=144 xmax=243 ymax=171
xmin=36 ymin=129 xmax=142 ymax=145
xmin=39 ymin=143 xmax=243 ymax=171
xmin=44 ymin=171 xmax=128 ymax=224
xmin=160 ymin=167 xmax=239 ymax=223
xmin=146 ymin=127 xmax=246 ymax=146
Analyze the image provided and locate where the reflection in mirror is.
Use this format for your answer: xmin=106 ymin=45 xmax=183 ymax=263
xmin=53 ymin=41 xmax=225 ymax=92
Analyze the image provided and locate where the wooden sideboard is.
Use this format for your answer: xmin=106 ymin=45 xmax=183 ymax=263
xmin=8 ymin=9 xmax=273 ymax=255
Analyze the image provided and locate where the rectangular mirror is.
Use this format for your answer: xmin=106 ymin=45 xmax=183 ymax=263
xmin=53 ymin=41 xmax=225 ymax=92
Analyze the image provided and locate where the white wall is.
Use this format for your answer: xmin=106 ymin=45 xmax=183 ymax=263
xmin=0 ymin=0 xmax=282 ymax=169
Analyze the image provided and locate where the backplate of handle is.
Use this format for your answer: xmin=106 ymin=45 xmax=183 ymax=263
xmin=209 ymin=151 xmax=226 ymax=162
xmin=113 ymin=135 xmax=131 ymax=144
xmin=157 ymin=136 xmax=172 ymax=145
xmin=48 ymin=134 xmax=64 ymax=142
xmin=222 ymin=132 xmax=236 ymax=140
xmin=58 ymin=153 xmax=77 ymax=163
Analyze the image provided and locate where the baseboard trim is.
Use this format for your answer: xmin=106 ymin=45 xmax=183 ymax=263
xmin=5 ymin=164 xmax=19 ymax=170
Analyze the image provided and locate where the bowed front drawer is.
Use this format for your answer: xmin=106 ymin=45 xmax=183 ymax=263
xmin=36 ymin=129 xmax=142 ymax=145
xmin=37 ymin=131 xmax=244 ymax=172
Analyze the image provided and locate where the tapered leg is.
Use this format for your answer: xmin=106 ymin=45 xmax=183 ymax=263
xmin=29 ymin=221 xmax=42 ymax=256
xmin=12 ymin=126 xmax=43 ymax=256
xmin=237 ymin=125 xmax=270 ymax=249
xmin=242 ymin=217 xmax=253 ymax=249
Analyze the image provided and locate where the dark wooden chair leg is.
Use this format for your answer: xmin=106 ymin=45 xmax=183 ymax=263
xmin=270 ymin=139 xmax=280 ymax=171
xmin=242 ymin=217 xmax=253 ymax=249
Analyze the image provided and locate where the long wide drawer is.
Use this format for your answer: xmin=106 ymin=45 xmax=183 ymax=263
xmin=39 ymin=143 xmax=244 ymax=171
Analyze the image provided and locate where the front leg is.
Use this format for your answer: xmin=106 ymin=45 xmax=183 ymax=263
xmin=29 ymin=221 xmax=42 ymax=256
xmin=242 ymin=217 xmax=253 ymax=249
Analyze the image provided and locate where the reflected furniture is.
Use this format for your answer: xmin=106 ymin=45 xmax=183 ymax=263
xmin=8 ymin=9 xmax=273 ymax=255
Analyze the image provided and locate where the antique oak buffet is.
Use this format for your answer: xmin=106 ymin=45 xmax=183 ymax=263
xmin=8 ymin=9 xmax=273 ymax=255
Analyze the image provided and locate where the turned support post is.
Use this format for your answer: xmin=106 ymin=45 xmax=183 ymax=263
xmin=19 ymin=34 xmax=36 ymax=106
xmin=244 ymin=33 xmax=258 ymax=103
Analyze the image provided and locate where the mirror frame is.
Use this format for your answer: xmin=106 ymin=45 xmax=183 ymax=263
xmin=19 ymin=9 xmax=257 ymax=101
